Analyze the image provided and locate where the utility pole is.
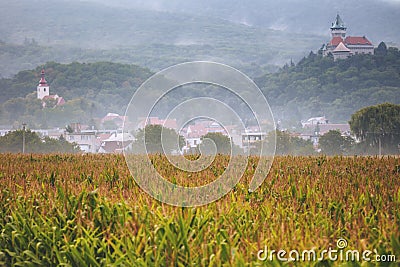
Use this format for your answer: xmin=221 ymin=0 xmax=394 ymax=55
xmin=378 ymin=136 xmax=382 ymax=157
xmin=22 ymin=123 xmax=26 ymax=153
xmin=378 ymin=127 xmax=383 ymax=157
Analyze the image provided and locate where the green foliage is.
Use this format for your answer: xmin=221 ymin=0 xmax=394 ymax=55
xmin=349 ymin=103 xmax=400 ymax=154
xmin=256 ymin=48 xmax=400 ymax=123
xmin=132 ymin=124 xmax=185 ymax=154
xmin=0 ymin=0 xmax=328 ymax=78
xmin=0 ymin=130 xmax=80 ymax=153
xmin=253 ymin=130 xmax=315 ymax=155
xmin=376 ymin=41 xmax=388 ymax=56
xmin=199 ymin=132 xmax=241 ymax=155
xmin=3 ymin=48 xmax=400 ymax=129
xmin=0 ymin=61 xmax=151 ymax=105
xmin=0 ymin=62 xmax=152 ymax=127
xmin=319 ymin=130 xmax=354 ymax=155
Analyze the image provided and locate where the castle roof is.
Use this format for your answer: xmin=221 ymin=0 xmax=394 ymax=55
xmin=328 ymin=36 xmax=373 ymax=47
xmin=331 ymin=14 xmax=346 ymax=30
xmin=344 ymin=36 xmax=372 ymax=45
xmin=329 ymin=36 xmax=344 ymax=46
xmin=333 ymin=42 xmax=351 ymax=53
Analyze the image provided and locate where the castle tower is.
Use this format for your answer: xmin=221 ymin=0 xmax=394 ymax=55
xmin=330 ymin=14 xmax=346 ymax=38
xmin=37 ymin=69 xmax=50 ymax=99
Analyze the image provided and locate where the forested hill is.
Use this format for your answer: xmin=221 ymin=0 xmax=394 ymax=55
xmin=0 ymin=62 xmax=152 ymax=128
xmin=1 ymin=46 xmax=400 ymax=128
xmin=255 ymin=45 xmax=400 ymax=124
xmin=0 ymin=62 xmax=152 ymax=104
xmin=0 ymin=0 xmax=323 ymax=78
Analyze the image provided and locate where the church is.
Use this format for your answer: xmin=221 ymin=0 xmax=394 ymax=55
xmin=37 ymin=69 xmax=65 ymax=106
xmin=322 ymin=14 xmax=374 ymax=60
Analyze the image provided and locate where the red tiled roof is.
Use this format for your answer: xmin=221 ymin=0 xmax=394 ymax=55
xmin=95 ymin=133 xmax=112 ymax=146
xmin=329 ymin=37 xmax=344 ymax=46
xmin=139 ymin=117 xmax=178 ymax=130
xmin=329 ymin=36 xmax=372 ymax=47
xmin=344 ymin=36 xmax=372 ymax=45
xmin=101 ymin=114 xmax=127 ymax=124
xmin=150 ymin=118 xmax=178 ymax=130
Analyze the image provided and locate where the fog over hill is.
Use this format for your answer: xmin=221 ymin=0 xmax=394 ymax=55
xmin=83 ymin=0 xmax=400 ymax=44
xmin=2 ymin=0 xmax=399 ymax=77
xmin=0 ymin=0 xmax=326 ymax=77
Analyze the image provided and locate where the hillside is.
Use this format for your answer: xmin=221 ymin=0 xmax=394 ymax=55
xmin=0 ymin=0 xmax=324 ymax=77
xmin=1 ymin=46 xmax=400 ymax=128
xmin=86 ymin=0 xmax=400 ymax=45
xmin=0 ymin=62 xmax=152 ymax=128
xmin=255 ymin=45 xmax=400 ymax=124
xmin=2 ymin=1 xmax=400 ymax=78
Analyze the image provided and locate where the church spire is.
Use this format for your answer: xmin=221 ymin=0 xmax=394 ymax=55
xmin=37 ymin=68 xmax=50 ymax=99
xmin=39 ymin=69 xmax=48 ymax=86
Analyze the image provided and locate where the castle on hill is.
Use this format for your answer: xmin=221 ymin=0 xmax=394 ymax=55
xmin=322 ymin=14 xmax=374 ymax=60
xmin=37 ymin=69 xmax=65 ymax=106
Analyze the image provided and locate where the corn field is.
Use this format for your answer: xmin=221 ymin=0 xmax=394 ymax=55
xmin=0 ymin=154 xmax=399 ymax=266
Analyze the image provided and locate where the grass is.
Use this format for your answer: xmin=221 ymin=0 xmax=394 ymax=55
xmin=0 ymin=154 xmax=399 ymax=266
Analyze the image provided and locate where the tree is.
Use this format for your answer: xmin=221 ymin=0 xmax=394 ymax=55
xmin=319 ymin=130 xmax=354 ymax=155
xmin=0 ymin=130 xmax=80 ymax=153
xmin=132 ymin=124 xmax=185 ymax=154
xmin=375 ymin=41 xmax=388 ymax=56
xmin=253 ymin=130 xmax=315 ymax=156
xmin=349 ymin=103 xmax=400 ymax=154
xmin=199 ymin=132 xmax=241 ymax=155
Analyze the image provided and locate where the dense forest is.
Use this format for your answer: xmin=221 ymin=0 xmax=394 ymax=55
xmin=256 ymin=44 xmax=400 ymax=124
xmin=89 ymin=0 xmax=400 ymax=45
xmin=0 ymin=62 xmax=152 ymax=128
xmin=1 ymin=44 xmax=400 ymax=129
xmin=0 ymin=0 xmax=324 ymax=78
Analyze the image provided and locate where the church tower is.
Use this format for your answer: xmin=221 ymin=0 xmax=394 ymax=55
xmin=37 ymin=69 xmax=50 ymax=99
xmin=330 ymin=14 xmax=347 ymax=38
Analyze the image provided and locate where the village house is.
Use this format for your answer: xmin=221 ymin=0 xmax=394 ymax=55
xmin=301 ymin=116 xmax=329 ymax=127
xmin=98 ymin=132 xmax=134 ymax=154
xmin=65 ymin=123 xmax=97 ymax=153
xmin=300 ymin=121 xmax=351 ymax=147
xmin=241 ymin=127 xmax=267 ymax=150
